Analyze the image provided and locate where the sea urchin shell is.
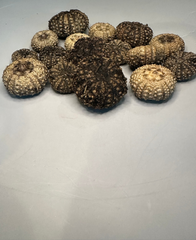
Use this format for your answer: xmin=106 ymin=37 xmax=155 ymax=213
xmin=11 ymin=48 xmax=38 ymax=62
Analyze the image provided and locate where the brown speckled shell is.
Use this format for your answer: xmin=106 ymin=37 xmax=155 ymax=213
xmin=39 ymin=46 xmax=69 ymax=69
xmin=130 ymin=64 xmax=176 ymax=101
xmin=64 ymin=33 xmax=89 ymax=50
xmin=11 ymin=48 xmax=38 ymax=62
xmin=116 ymin=21 xmax=153 ymax=48
xmin=74 ymin=59 xmax=127 ymax=109
xmin=2 ymin=58 xmax=48 ymax=97
xmin=163 ymin=51 xmax=196 ymax=81
xmin=126 ymin=45 xmax=164 ymax=70
xmin=48 ymin=9 xmax=89 ymax=38
xmin=31 ymin=30 xmax=58 ymax=52
xmin=89 ymin=22 xmax=116 ymax=41
xmin=149 ymin=33 xmax=185 ymax=59
xmin=103 ymin=39 xmax=132 ymax=65
xmin=49 ymin=60 xmax=76 ymax=94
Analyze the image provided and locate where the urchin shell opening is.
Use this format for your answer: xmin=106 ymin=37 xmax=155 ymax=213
xmin=13 ymin=61 xmax=34 ymax=75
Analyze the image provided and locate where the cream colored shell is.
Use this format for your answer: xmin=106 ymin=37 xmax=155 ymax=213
xmin=64 ymin=33 xmax=89 ymax=50
xmin=89 ymin=22 xmax=116 ymax=40
xmin=2 ymin=58 xmax=48 ymax=97
xmin=130 ymin=64 xmax=176 ymax=101
xmin=31 ymin=30 xmax=58 ymax=52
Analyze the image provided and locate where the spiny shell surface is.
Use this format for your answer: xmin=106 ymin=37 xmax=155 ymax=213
xmin=130 ymin=64 xmax=176 ymax=101
xmin=48 ymin=9 xmax=89 ymax=38
xmin=89 ymin=22 xmax=116 ymax=41
xmin=39 ymin=46 xmax=69 ymax=69
xmin=31 ymin=30 xmax=58 ymax=52
xmin=12 ymin=48 xmax=38 ymax=62
xmin=126 ymin=45 xmax=164 ymax=70
xmin=163 ymin=51 xmax=196 ymax=81
xmin=149 ymin=33 xmax=185 ymax=59
xmin=64 ymin=33 xmax=89 ymax=50
xmin=74 ymin=58 xmax=127 ymax=109
xmin=2 ymin=58 xmax=48 ymax=97
xmin=116 ymin=21 xmax=153 ymax=48
xmin=49 ymin=60 xmax=76 ymax=94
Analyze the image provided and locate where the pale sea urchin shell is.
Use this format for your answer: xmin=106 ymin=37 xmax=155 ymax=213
xmin=64 ymin=33 xmax=89 ymax=50
xmin=89 ymin=22 xmax=116 ymax=41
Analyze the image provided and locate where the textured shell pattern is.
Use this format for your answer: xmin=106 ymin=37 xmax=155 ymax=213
xmin=74 ymin=59 xmax=127 ymax=109
xmin=49 ymin=60 xmax=76 ymax=94
xmin=12 ymin=49 xmax=38 ymax=62
xmin=2 ymin=58 xmax=48 ymax=97
xmin=126 ymin=45 xmax=163 ymax=70
xmin=116 ymin=21 xmax=153 ymax=48
xmin=89 ymin=22 xmax=116 ymax=41
xmin=64 ymin=33 xmax=89 ymax=50
xmin=149 ymin=33 xmax=185 ymax=60
xmin=39 ymin=46 xmax=69 ymax=69
xmin=130 ymin=64 xmax=176 ymax=101
xmin=31 ymin=30 xmax=58 ymax=52
xmin=48 ymin=9 xmax=89 ymax=38
xmin=103 ymin=39 xmax=132 ymax=65
xmin=163 ymin=51 xmax=196 ymax=81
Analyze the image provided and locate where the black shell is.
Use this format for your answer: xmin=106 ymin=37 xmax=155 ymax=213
xmin=116 ymin=21 xmax=153 ymax=48
xmin=48 ymin=9 xmax=89 ymax=38
xmin=73 ymin=58 xmax=127 ymax=109
xmin=39 ymin=46 xmax=69 ymax=69
xmin=11 ymin=48 xmax=38 ymax=62
xmin=163 ymin=51 xmax=196 ymax=81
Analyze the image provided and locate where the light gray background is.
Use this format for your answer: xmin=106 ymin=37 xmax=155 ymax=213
xmin=1 ymin=0 xmax=196 ymax=239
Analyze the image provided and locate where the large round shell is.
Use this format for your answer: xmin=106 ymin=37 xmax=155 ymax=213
xmin=130 ymin=64 xmax=176 ymax=101
xmin=64 ymin=33 xmax=89 ymax=50
xmin=2 ymin=58 xmax=48 ymax=97
xmin=48 ymin=9 xmax=89 ymax=38
xmin=11 ymin=48 xmax=38 ymax=62
xmin=149 ymin=33 xmax=185 ymax=59
xmin=89 ymin=22 xmax=116 ymax=41
xmin=116 ymin=21 xmax=153 ymax=48
xmin=163 ymin=51 xmax=196 ymax=81
xmin=31 ymin=30 xmax=58 ymax=52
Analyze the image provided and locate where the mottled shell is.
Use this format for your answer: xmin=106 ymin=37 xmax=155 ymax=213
xmin=64 ymin=33 xmax=89 ymax=50
xmin=39 ymin=46 xmax=69 ymax=69
xmin=89 ymin=22 xmax=116 ymax=41
xmin=49 ymin=60 xmax=76 ymax=94
xmin=11 ymin=48 xmax=38 ymax=62
xmin=149 ymin=33 xmax=185 ymax=59
xmin=31 ymin=30 xmax=58 ymax=52
xmin=103 ymin=39 xmax=132 ymax=65
xmin=126 ymin=45 xmax=164 ymax=70
xmin=116 ymin=21 xmax=153 ymax=48
xmin=130 ymin=64 xmax=176 ymax=101
xmin=2 ymin=58 xmax=48 ymax=97
xmin=74 ymin=59 xmax=127 ymax=109
xmin=48 ymin=9 xmax=89 ymax=38
xmin=163 ymin=51 xmax=196 ymax=81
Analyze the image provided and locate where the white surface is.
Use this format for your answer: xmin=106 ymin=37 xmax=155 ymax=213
xmin=1 ymin=0 xmax=196 ymax=239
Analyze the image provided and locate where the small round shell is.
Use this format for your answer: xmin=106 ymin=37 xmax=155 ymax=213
xmin=11 ymin=48 xmax=38 ymax=62
xmin=64 ymin=33 xmax=89 ymax=50
xmin=31 ymin=30 xmax=58 ymax=52
xmin=116 ymin=21 xmax=153 ymax=48
xmin=48 ymin=9 xmax=89 ymax=38
xmin=39 ymin=46 xmax=69 ymax=69
xmin=49 ymin=60 xmax=76 ymax=94
xmin=149 ymin=33 xmax=185 ymax=59
xmin=163 ymin=51 xmax=196 ymax=81
xmin=130 ymin=64 xmax=176 ymax=101
xmin=89 ymin=22 xmax=116 ymax=41
xmin=2 ymin=58 xmax=48 ymax=97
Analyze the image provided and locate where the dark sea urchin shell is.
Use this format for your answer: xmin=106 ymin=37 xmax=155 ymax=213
xmin=49 ymin=9 xmax=89 ymax=38
xmin=12 ymin=48 xmax=38 ymax=62
xmin=116 ymin=21 xmax=153 ymax=48
xmin=2 ymin=58 xmax=48 ymax=97
xmin=73 ymin=59 xmax=127 ymax=109
xmin=39 ymin=46 xmax=69 ymax=69
xmin=163 ymin=51 xmax=196 ymax=81
xmin=49 ymin=60 xmax=76 ymax=94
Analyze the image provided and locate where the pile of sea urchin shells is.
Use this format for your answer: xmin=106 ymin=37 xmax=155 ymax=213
xmin=2 ymin=9 xmax=196 ymax=109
